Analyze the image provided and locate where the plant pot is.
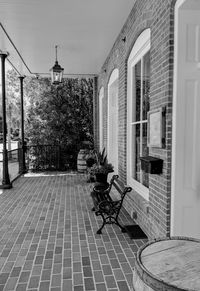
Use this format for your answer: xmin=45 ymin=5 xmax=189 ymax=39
xmin=95 ymin=173 xmax=108 ymax=184
xmin=86 ymin=157 xmax=96 ymax=168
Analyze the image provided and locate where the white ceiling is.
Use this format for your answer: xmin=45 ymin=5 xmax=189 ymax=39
xmin=181 ymin=0 xmax=200 ymax=10
xmin=0 ymin=0 xmax=135 ymax=78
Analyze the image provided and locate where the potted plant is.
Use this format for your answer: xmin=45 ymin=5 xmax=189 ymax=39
xmin=85 ymin=150 xmax=97 ymax=168
xmin=89 ymin=148 xmax=114 ymax=184
xmin=85 ymin=150 xmax=97 ymax=182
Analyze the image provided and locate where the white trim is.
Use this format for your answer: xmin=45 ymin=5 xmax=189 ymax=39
xmin=107 ymin=68 xmax=119 ymax=173
xmin=171 ymin=0 xmax=186 ymax=236
xmin=131 ymin=120 xmax=147 ymax=125
xmin=99 ymin=87 xmax=104 ymax=151
xmin=128 ymin=29 xmax=151 ymax=65
xmin=127 ymin=29 xmax=150 ymax=201
xmin=175 ymin=0 xmax=186 ymax=10
xmin=108 ymin=68 xmax=119 ymax=85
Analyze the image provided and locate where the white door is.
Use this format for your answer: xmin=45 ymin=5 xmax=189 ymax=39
xmin=171 ymin=6 xmax=200 ymax=238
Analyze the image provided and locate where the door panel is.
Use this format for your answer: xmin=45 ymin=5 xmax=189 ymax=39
xmin=183 ymin=80 xmax=198 ymax=191
xmin=172 ymin=9 xmax=200 ymax=238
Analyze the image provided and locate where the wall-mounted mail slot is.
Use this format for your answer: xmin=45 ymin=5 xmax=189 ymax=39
xmin=140 ymin=156 xmax=163 ymax=174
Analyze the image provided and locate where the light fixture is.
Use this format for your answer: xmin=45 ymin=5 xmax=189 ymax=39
xmin=50 ymin=45 xmax=64 ymax=85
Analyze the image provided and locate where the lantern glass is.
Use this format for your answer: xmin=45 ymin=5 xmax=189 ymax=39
xmin=50 ymin=60 xmax=64 ymax=85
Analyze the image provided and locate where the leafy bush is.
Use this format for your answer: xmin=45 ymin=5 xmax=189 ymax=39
xmin=24 ymin=77 xmax=94 ymax=170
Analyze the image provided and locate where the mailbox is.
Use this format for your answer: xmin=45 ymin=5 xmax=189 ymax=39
xmin=140 ymin=156 xmax=163 ymax=174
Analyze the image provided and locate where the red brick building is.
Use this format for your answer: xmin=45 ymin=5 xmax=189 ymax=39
xmin=94 ymin=0 xmax=200 ymax=239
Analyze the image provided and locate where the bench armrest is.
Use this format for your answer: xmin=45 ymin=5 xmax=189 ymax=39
xmin=97 ymin=199 xmax=121 ymax=215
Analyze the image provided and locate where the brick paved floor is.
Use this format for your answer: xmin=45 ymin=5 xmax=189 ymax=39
xmin=0 ymin=172 xmax=148 ymax=291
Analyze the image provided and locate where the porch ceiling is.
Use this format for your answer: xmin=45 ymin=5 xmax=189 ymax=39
xmin=0 ymin=0 xmax=135 ymax=78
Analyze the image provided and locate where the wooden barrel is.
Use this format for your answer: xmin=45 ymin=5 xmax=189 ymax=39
xmin=77 ymin=149 xmax=88 ymax=173
xmin=133 ymin=236 xmax=200 ymax=291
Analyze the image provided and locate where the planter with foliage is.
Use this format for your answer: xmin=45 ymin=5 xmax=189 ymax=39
xmin=89 ymin=148 xmax=114 ymax=185
xmin=85 ymin=150 xmax=97 ymax=168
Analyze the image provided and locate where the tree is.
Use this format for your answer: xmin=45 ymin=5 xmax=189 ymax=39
xmin=24 ymin=76 xmax=94 ymax=170
xmin=5 ymin=69 xmax=21 ymax=150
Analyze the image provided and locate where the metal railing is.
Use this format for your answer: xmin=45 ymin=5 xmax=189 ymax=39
xmin=0 ymin=148 xmax=21 ymax=183
xmin=8 ymin=148 xmax=20 ymax=181
xmin=25 ymin=144 xmax=77 ymax=172
xmin=26 ymin=145 xmax=60 ymax=171
xmin=0 ymin=144 xmax=78 ymax=184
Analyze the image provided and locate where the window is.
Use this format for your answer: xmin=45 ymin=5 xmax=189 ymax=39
xmin=134 ymin=51 xmax=150 ymax=187
xmin=99 ymin=87 xmax=104 ymax=150
xmin=127 ymin=29 xmax=150 ymax=200
xmin=107 ymin=69 xmax=119 ymax=173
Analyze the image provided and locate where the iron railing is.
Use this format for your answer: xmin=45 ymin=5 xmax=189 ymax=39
xmin=0 ymin=144 xmax=78 ymax=185
xmin=0 ymin=148 xmax=21 ymax=183
xmin=8 ymin=148 xmax=21 ymax=181
xmin=25 ymin=144 xmax=77 ymax=172
xmin=26 ymin=145 xmax=60 ymax=171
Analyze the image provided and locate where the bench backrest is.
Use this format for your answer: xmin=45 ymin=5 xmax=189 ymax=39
xmin=110 ymin=175 xmax=132 ymax=201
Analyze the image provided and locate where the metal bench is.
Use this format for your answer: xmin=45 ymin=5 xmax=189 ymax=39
xmin=91 ymin=174 xmax=132 ymax=234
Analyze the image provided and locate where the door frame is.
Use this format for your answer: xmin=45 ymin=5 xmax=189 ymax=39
xmin=171 ymin=0 xmax=200 ymax=236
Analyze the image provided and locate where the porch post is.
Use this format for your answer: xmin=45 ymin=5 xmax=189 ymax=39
xmin=19 ymin=76 xmax=26 ymax=173
xmin=93 ymin=76 xmax=98 ymax=149
xmin=0 ymin=53 xmax=12 ymax=189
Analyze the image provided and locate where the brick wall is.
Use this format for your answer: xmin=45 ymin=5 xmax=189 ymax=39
xmin=96 ymin=0 xmax=176 ymax=239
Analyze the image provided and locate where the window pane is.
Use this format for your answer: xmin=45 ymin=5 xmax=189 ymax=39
xmin=135 ymin=124 xmax=140 ymax=182
xmin=134 ymin=123 xmax=149 ymax=187
xmin=135 ymin=61 xmax=141 ymax=122
xmin=142 ymin=51 xmax=150 ymax=120
xmin=142 ymin=123 xmax=149 ymax=187
xmin=131 ymin=50 xmax=150 ymax=189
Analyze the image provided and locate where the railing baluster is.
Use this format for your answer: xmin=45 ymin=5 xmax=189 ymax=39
xmin=57 ymin=145 xmax=60 ymax=170
xmin=17 ymin=144 xmax=75 ymax=173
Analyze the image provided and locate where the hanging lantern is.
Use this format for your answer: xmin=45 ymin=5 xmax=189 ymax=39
xmin=50 ymin=45 xmax=64 ymax=85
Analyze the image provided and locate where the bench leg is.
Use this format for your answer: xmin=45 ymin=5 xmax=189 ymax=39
xmin=96 ymin=228 xmax=102 ymax=234
xmin=96 ymin=214 xmax=126 ymax=234
xmin=96 ymin=214 xmax=107 ymax=234
xmin=115 ymin=218 xmax=126 ymax=233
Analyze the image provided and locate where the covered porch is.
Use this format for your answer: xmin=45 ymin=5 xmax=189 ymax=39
xmin=0 ymin=172 xmax=147 ymax=291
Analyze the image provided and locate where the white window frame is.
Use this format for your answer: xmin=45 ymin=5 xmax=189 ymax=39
xmin=99 ymin=87 xmax=104 ymax=151
xmin=107 ymin=68 xmax=119 ymax=173
xmin=127 ymin=29 xmax=151 ymax=201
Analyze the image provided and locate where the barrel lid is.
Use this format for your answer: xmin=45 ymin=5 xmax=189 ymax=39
xmin=136 ymin=236 xmax=200 ymax=291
